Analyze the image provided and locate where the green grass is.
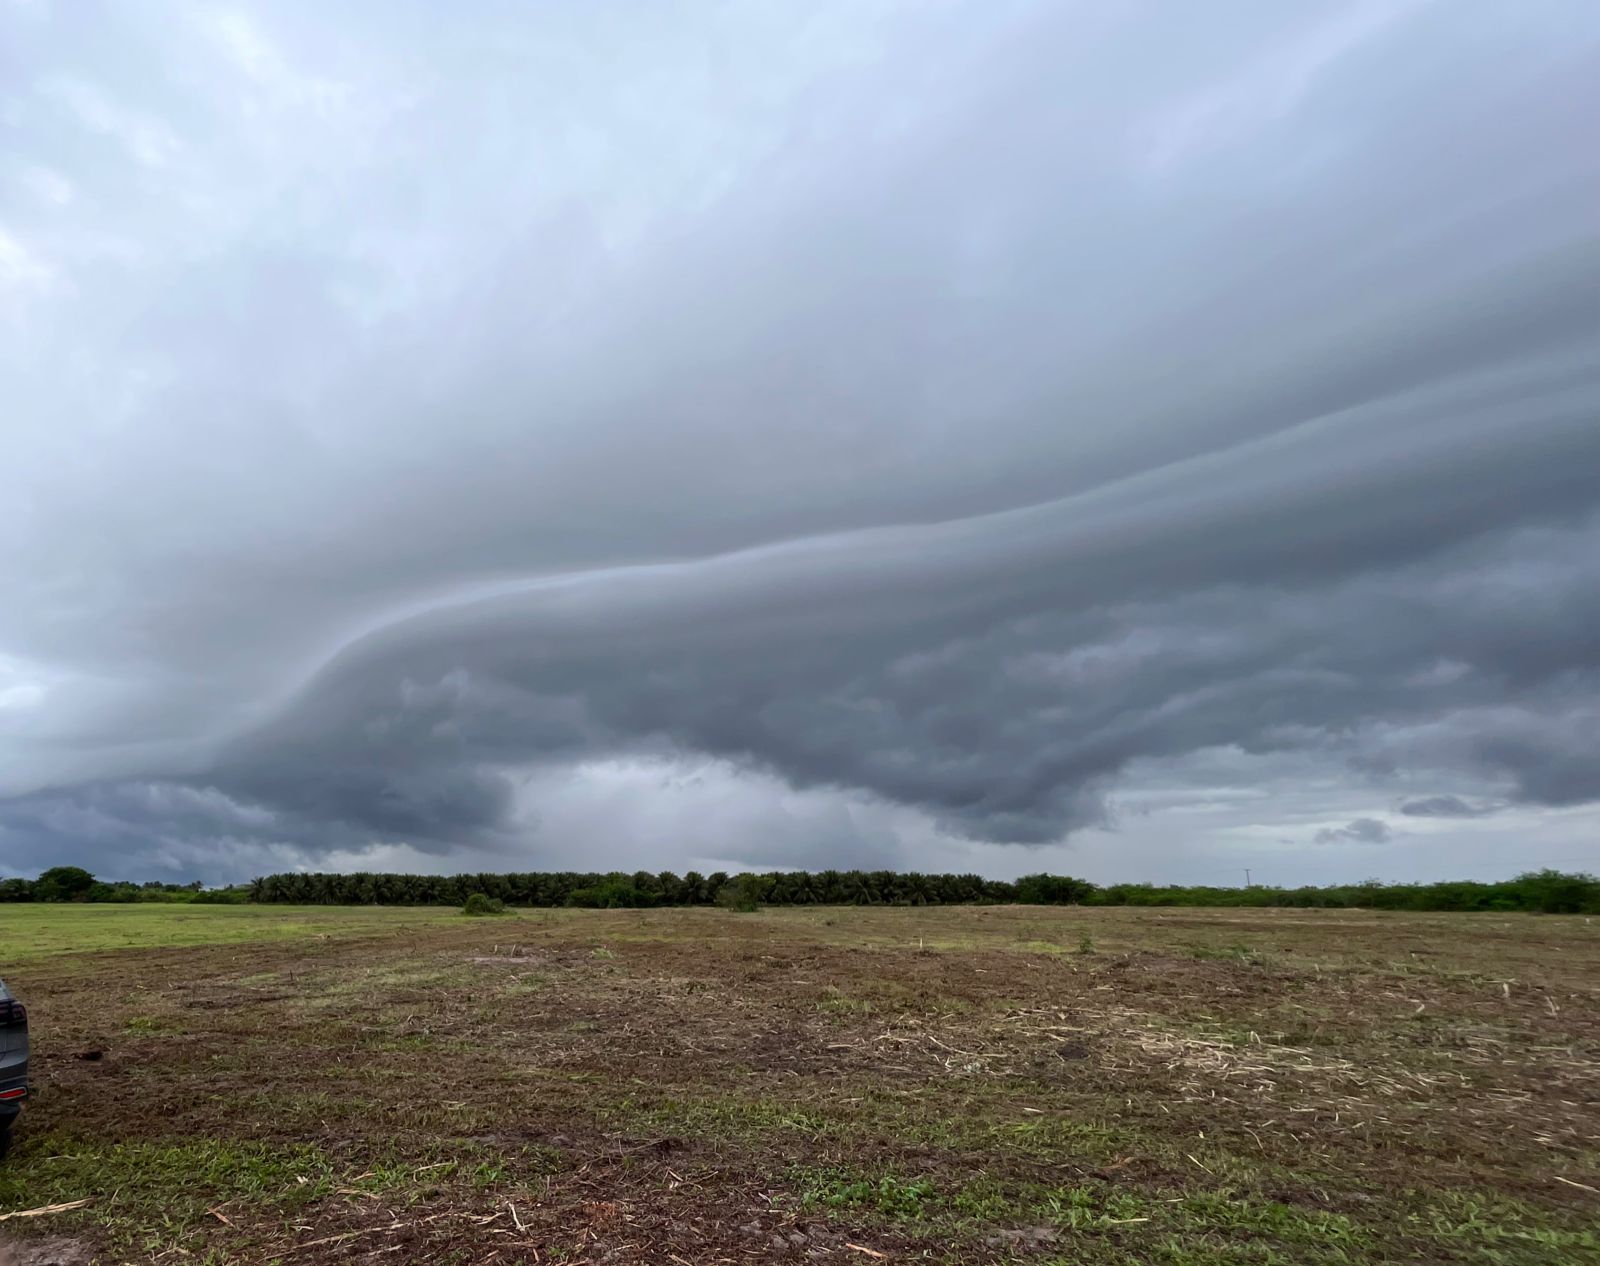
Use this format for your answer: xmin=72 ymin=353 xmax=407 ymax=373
xmin=0 ymin=903 xmax=464 ymax=962
xmin=789 ymin=1165 xmax=936 ymax=1218
xmin=0 ymin=1135 xmax=561 ymax=1260
xmin=816 ymin=986 xmax=874 ymax=1015
xmin=123 ymin=1014 xmax=184 ymax=1035
xmin=781 ymin=1167 xmax=1591 ymax=1266
xmin=1187 ymin=942 xmax=1273 ymax=966
xmin=782 ymin=1164 xmax=1385 ymax=1263
xmin=0 ymin=1135 xmax=338 ymax=1256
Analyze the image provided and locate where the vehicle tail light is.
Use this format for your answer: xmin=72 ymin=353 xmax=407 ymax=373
xmin=0 ymin=1087 xmax=24 ymax=1101
xmin=0 ymin=1000 xmax=24 ymax=1027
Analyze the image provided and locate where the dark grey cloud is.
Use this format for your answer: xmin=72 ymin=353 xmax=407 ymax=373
xmin=3 ymin=2 xmax=1600 ymax=882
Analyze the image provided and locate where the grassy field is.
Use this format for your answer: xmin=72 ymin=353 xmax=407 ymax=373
xmin=0 ymin=904 xmax=1596 ymax=1264
xmin=0 ymin=904 xmax=464 ymax=965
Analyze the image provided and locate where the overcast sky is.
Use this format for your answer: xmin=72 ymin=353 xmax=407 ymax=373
xmin=3 ymin=1 xmax=1599 ymax=887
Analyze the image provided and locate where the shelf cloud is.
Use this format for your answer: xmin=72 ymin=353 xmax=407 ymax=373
xmin=3 ymin=2 xmax=1598 ymax=882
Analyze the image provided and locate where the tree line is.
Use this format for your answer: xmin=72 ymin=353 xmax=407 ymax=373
xmin=0 ymin=867 xmax=244 ymax=904
xmin=245 ymin=867 xmax=1598 ymax=913
xmin=4 ymin=866 xmax=1595 ymax=914
xmin=249 ymin=868 xmax=1029 ymax=909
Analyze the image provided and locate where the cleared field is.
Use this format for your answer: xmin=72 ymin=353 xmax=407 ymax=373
xmin=1 ymin=904 xmax=1596 ymax=1264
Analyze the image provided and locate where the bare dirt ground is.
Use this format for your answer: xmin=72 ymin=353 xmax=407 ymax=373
xmin=1 ymin=905 xmax=1597 ymax=1264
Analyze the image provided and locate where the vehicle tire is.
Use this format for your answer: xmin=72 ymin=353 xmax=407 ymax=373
xmin=0 ymin=1122 xmax=12 ymax=1160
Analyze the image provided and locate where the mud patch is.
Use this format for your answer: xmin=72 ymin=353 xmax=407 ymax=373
xmin=0 ymin=1238 xmax=93 ymax=1266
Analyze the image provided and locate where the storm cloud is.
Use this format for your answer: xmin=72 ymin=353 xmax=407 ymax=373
xmin=3 ymin=2 xmax=1599 ymax=883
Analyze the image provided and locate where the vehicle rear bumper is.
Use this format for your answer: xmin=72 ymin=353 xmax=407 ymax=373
xmin=0 ymin=1064 xmax=27 ymax=1124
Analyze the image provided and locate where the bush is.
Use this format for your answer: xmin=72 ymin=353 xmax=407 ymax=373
xmin=715 ymin=876 xmax=762 ymax=913
xmin=462 ymin=893 xmax=507 ymax=916
xmin=193 ymin=887 xmax=249 ymax=904
xmin=35 ymin=865 xmax=96 ymax=902
xmin=565 ymin=881 xmax=654 ymax=909
xmin=1511 ymin=869 xmax=1600 ymax=914
xmin=1016 ymin=873 xmax=1096 ymax=905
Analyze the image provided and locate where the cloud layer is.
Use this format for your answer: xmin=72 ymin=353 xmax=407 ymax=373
xmin=3 ymin=1 xmax=1599 ymax=882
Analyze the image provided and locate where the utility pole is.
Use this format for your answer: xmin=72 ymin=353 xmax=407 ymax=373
xmin=1243 ymin=868 xmax=1252 ymax=887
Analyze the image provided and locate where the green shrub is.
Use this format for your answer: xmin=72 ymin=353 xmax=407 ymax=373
xmin=462 ymin=893 xmax=508 ymax=916
xmin=34 ymin=865 xmax=96 ymax=902
xmin=193 ymin=887 xmax=249 ymax=904
xmin=565 ymin=880 xmax=653 ymax=909
xmin=715 ymin=876 xmax=761 ymax=913
xmin=1016 ymin=873 xmax=1096 ymax=904
xmin=792 ymin=1166 xmax=935 ymax=1219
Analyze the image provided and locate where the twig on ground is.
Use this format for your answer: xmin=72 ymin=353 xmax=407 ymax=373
xmin=294 ymin=1220 xmax=403 ymax=1249
xmin=0 ymin=1198 xmax=92 ymax=1221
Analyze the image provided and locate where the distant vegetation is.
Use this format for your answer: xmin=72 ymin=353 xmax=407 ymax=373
xmin=243 ymin=868 xmax=1599 ymax=914
xmin=0 ymin=867 xmax=251 ymax=905
xmin=4 ymin=866 xmax=1595 ymax=914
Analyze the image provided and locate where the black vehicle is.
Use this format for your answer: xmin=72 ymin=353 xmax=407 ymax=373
xmin=0 ymin=976 xmax=26 ymax=1157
